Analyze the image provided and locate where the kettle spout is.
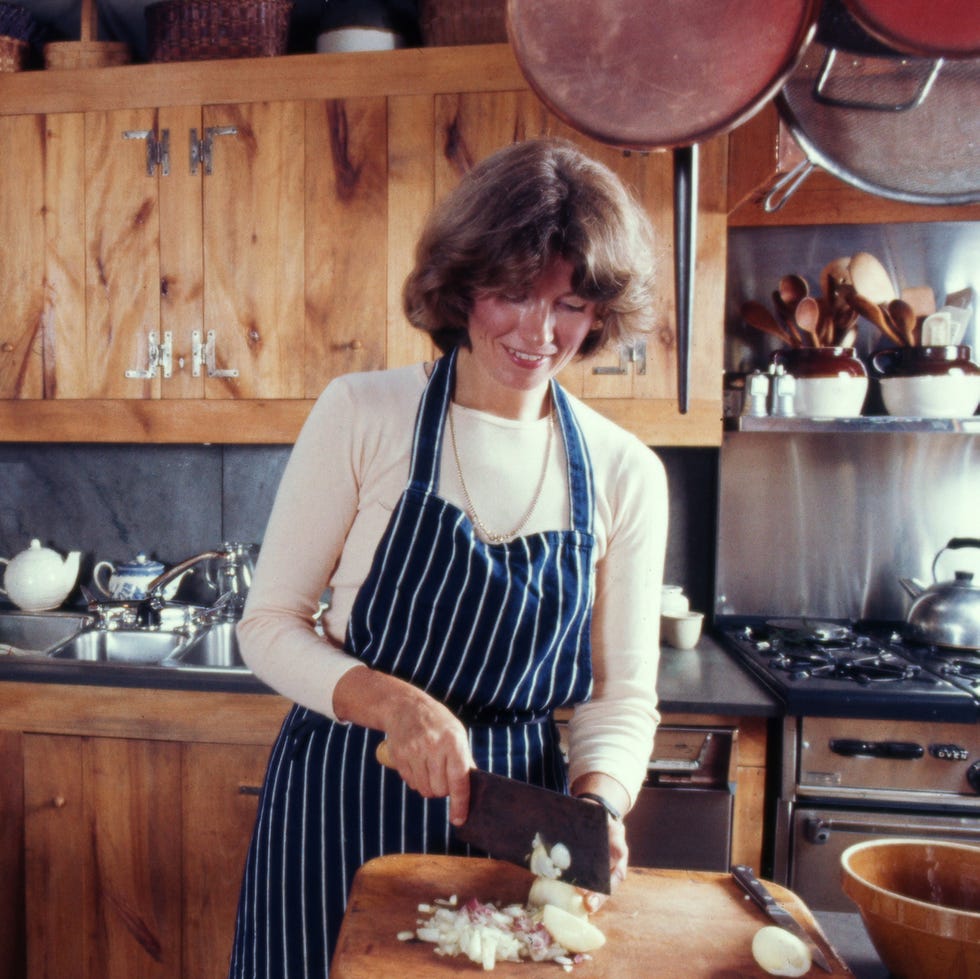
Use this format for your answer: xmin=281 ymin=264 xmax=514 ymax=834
xmin=900 ymin=577 xmax=926 ymax=599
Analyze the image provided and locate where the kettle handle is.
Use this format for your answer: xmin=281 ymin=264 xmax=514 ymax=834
xmin=933 ymin=538 xmax=980 ymax=580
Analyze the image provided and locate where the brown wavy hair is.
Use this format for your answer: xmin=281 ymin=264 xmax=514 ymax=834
xmin=403 ymin=138 xmax=656 ymax=358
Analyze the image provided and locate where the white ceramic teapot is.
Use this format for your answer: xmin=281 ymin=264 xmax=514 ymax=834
xmin=93 ymin=552 xmax=183 ymax=601
xmin=0 ymin=539 xmax=81 ymax=611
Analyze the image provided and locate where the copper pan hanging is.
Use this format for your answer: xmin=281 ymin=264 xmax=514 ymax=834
xmin=505 ymin=0 xmax=818 ymax=412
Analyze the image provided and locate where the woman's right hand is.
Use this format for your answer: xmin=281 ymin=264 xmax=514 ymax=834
xmin=334 ymin=665 xmax=475 ymax=824
xmin=380 ymin=690 xmax=475 ymax=826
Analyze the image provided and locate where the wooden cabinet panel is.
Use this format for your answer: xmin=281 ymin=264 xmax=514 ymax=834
xmin=0 ymin=115 xmax=45 ymax=400
xmin=304 ymin=97 xmax=388 ymax=396
xmin=24 ymin=735 xmax=183 ymax=979
xmin=181 ymin=742 xmax=269 ymax=979
xmin=0 ymin=731 xmax=25 ymax=979
xmin=86 ymin=109 xmax=164 ymax=399
xmin=202 ymin=101 xmax=306 ymax=400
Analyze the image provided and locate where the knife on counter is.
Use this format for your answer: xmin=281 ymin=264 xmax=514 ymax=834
xmin=376 ymin=740 xmax=611 ymax=894
xmin=731 ymin=864 xmax=833 ymax=973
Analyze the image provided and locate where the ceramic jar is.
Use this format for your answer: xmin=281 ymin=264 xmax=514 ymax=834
xmin=771 ymin=347 xmax=869 ymax=418
xmin=872 ymin=345 xmax=980 ymax=418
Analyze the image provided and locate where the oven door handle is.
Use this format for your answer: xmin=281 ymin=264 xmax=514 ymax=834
xmin=806 ymin=814 xmax=980 ymax=844
xmin=829 ymin=738 xmax=924 ymax=760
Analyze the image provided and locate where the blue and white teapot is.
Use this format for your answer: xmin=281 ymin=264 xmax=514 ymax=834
xmin=93 ymin=552 xmax=181 ymax=601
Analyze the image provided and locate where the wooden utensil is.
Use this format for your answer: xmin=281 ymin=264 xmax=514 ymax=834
xmin=741 ymin=300 xmax=798 ymax=346
xmin=888 ymin=299 xmax=918 ymax=346
xmin=795 ymin=295 xmax=823 ymax=346
xmin=848 ymin=252 xmax=897 ymax=305
xmin=847 ymin=291 xmax=905 ymax=346
xmin=332 ymin=854 xmax=854 ymax=977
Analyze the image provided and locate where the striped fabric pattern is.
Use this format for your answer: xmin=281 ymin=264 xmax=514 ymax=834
xmin=229 ymin=351 xmax=597 ymax=977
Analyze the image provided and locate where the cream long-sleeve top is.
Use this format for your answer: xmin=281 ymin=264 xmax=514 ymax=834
xmin=237 ymin=362 xmax=666 ymax=805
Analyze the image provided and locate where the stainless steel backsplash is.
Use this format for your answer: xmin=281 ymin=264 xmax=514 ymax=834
xmin=715 ymin=432 xmax=980 ymax=622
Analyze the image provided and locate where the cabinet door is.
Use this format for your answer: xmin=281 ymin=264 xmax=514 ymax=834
xmin=303 ymin=97 xmax=388 ymax=396
xmin=24 ymin=734 xmax=183 ymax=979
xmin=201 ymin=101 xmax=306 ymax=400
xmin=181 ymin=742 xmax=269 ymax=978
xmin=85 ymin=109 xmax=165 ymax=399
xmin=0 ymin=114 xmax=45 ymax=399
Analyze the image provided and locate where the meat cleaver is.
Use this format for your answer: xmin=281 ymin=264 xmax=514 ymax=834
xmin=375 ymin=741 xmax=611 ymax=893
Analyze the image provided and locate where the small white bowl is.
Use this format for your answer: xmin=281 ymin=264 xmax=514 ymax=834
xmin=880 ymin=374 xmax=980 ymax=418
xmin=661 ymin=611 xmax=704 ymax=650
xmin=794 ymin=375 xmax=868 ymax=418
xmin=316 ymin=27 xmax=406 ymax=53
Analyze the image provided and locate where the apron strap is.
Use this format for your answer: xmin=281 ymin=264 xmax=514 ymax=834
xmin=407 ymin=349 xmax=595 ymax=536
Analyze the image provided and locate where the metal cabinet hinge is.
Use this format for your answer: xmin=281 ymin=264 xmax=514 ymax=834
xmin=189 ymin=126 xmax=239 ymax=176
xmin=122 ymin=129 xmax=170 ymax=176
xmin=125 ymin=331 xmax=172 ymax=379
xmin=192 ymin=330 xmax=240 ymax=378
xmin=592 ymin=339 xmax=647 ymax=376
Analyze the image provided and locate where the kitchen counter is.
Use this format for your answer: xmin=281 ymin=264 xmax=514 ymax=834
xmin=0 ymin=628 xmax=780 ymax=716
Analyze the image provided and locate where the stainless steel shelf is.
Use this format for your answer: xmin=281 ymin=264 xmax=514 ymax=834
xmin=728 ymin=416 xmax=980 ymax=433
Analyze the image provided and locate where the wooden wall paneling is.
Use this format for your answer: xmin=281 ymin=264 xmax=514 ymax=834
xmin=158 ymin=104 xmax=205 ymax=400
xmin=42 ymin=112 xmax=87 ymax=400
xmin=0 ymin=114 xmax=45 ymax=400
xmin=85 ymin=107 xmax=163 ymax=400
xmin=386 ymin=93 xmax=437 ymax=370
xmin=84 ymin=737 xmax=182 ymax=978
xmin=0 ymin=731 xmax=25 ymax=979
xmin=23 ymin=733 xmax=87 ymax=979
xmin=304 ymin=96 xmax=388 ymax=396
xmin=202 ymin=101 xmax=306 ymax=401
xmin=181 ymin=742 xmax=269 ymax=979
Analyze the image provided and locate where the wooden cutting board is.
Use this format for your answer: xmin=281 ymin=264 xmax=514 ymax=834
xmin=332 ymin=854 xmax=854 ymax=977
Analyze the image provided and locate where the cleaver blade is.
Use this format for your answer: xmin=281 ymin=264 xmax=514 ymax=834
xmin=454 ymin=768 xmax=612 ymax=894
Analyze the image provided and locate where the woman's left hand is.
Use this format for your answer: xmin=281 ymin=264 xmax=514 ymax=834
xmin=582 ymin=815 xmax=628 ymax=912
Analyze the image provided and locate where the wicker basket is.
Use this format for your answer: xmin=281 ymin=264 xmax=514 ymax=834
xmin=0 ymin=33 xmax=26 ymax=71
xmin=419 ymin=0 xmax=506 ymax=46
xmin=146 ymin=0 xmax=293 ymax=63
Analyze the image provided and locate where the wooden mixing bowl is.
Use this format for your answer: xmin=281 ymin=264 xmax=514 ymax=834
xmin=841 ymin=838 xmax=980 ymax=979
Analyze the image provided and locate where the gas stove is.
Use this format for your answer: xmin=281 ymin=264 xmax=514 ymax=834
xmin=715 ymin=616 xmax=979 ymax=722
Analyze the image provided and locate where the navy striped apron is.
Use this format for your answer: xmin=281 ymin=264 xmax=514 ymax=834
xmin=229 ymin=350 xmax=597 ymax=977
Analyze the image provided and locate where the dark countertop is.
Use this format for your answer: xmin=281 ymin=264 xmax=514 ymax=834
xmin=816 ymin=912 xmax=888 ymax=979
xmin=0 ymin=629 xmax=781 ymax=715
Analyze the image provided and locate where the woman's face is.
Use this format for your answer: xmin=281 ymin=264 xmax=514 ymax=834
xmin=459 ymin=258 xmax=597 ymax=416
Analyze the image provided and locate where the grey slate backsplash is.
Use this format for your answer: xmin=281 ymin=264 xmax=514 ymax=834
xmin=0 ymin=443 xmax=716 ymax=615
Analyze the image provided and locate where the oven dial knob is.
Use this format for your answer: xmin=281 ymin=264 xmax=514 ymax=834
xmin=931 ymin=743 xmax=969 ymax=762
xmin=967 ymin=761 xmax=980 ymax=794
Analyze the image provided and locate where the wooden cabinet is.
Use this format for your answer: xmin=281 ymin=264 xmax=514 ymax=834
xmin=0 ymin=683 xmax=284 ymax=979
xmin=0 ymin=45 xmax=724 ymax=445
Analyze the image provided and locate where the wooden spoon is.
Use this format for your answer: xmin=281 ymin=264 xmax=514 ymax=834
xmin=740 ymin=300 xmax=796 ymax=346
xmin=778 ymin=273 xmax=809 ymax=308
xmin=849 ymin=252 xmax=897 ymax=305
xmin=847 ymin=292 xmax=904 ymax=346
xmin=888 ymin=299 xmax=917 ymax=346
xmin=794 ymin=296 xmax=823 ymax=347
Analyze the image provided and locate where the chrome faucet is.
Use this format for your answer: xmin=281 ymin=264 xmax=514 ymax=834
xmin=146 ymin=542 xmax=256 ymax=621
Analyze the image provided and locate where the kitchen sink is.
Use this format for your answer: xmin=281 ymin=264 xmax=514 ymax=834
xmin=170 ymin=621 xmax=247 ymax=671
xmin=49 ymin=628 xmax=189 ymax=665
xmin=0 ymin=610 xmax=94 ymax=655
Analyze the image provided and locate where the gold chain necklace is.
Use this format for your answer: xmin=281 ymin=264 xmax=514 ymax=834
xmin=448 ymin=403 xmax=554 ymax=544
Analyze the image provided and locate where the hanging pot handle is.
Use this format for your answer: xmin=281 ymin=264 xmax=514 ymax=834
xmin=762 ymin=158 xmax=816 ymax=212
xmin=813 ymin=47 xmax=944 ymax=112
xmin=673 ymin=144 xmax=698 ymax=415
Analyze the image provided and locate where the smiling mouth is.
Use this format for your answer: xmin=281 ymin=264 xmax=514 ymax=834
xmin=506 ymin=346 xmax=551 ymax=366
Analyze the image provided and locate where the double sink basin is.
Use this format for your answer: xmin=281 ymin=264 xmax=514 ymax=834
xmin=0 ymin=609 xmax=247 ymax=673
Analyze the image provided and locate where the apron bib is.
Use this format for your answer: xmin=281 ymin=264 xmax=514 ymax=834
xmin=229 ymin=351 xmax=597 ymax=977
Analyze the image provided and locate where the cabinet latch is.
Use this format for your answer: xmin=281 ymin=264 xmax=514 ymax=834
xmin=592 ymin=339 xmax=647 ymax=376
xmin=192 ymin=330 xmax=240 ymax=379
xmin=189 ymin=126 xmax=239 ymax=176
xmin=125 ymin=331 xmax=172 ymax=379
xmin=122 ymin=129 xmax=170 ymax=176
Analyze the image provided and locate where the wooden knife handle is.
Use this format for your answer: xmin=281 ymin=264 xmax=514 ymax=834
xmin=375 ymin=739 xmax=394 ymax=768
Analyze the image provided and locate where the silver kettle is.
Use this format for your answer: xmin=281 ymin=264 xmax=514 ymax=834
xmin=900 ymin=538 xmax=980 ymax=650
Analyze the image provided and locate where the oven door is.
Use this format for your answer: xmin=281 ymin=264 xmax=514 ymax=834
xmin=789 ymin=805 xmax=980 ymax=912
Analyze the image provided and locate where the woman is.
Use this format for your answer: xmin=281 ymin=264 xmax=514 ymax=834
xmin=229 ymin=137 xmax=667 ymax=976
